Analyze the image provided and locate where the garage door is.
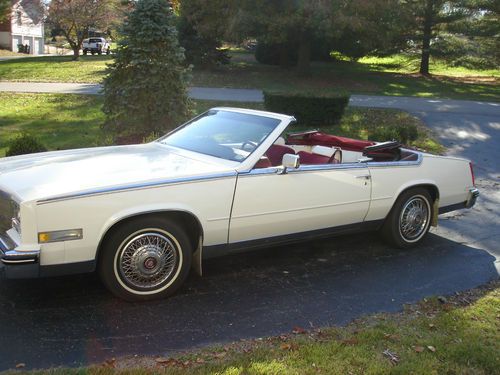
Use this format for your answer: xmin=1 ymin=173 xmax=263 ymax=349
xmin=35 ymin=37 xmax=44 ymax=55
xmin=12 ymin=35 xmax=22 ymax=52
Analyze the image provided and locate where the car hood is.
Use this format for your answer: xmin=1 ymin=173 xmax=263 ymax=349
xmin=0 ymin=143 xmax=235 ymax=202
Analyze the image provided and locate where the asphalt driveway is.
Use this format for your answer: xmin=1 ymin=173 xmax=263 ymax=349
xmin=0 ymin=86 xmax=498 ymax=370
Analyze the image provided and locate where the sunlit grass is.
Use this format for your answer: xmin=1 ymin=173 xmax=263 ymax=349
xmin=0 ymin=53 xmax=498 ymax=101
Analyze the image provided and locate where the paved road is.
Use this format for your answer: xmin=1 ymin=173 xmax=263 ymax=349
xmin=0 ymin=83 xmax=499 ymax=370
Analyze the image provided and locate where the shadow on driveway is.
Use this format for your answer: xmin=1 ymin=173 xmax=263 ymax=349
xmin=0 ymin=232 xmax=497 ymax=370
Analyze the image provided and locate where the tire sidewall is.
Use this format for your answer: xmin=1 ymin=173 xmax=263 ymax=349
xmin=383 ymin=188 xmax=433 ymax=248
xmin=99 ymin=216 xmax=192 ymax=301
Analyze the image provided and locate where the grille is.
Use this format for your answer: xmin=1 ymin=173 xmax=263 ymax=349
xmin=0 ymin=191 xmax=15 ymax=234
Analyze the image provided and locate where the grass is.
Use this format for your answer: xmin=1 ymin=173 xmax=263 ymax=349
xmin=11 ymin=281 xmax=500 ymax=374
xmin=0 ymin=55 xmax=112 ymax=82
xmin=0 ymin=48 xmax=22 ymax=57
xmin=0 ymin=53 xmax=498 ymax=101
xmin=0 ymin=93 xmax=444 ymax=157
xmin=192 ymin=53 xmax=499 ymax=102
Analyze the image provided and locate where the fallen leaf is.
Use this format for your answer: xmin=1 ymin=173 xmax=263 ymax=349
xmin=383 ymin=333 xmax=400 ymax=341
xmin=341 ymin=338 xmax=359 ymax=346
xmin=15 ymin=363 xmax=26 ymax=369
xmin=155 ymin=357 xmax=171 ymax=364
xmin=428 ymin=324 xmax=435 ymax=329
xmin=280 ymin=343 xmax=292 ymax=351
xmin=103 ymin=358 xmax=116 ymax=368
xmin=414 ymin=346 xmax=425 ymax=353
xmin=292 ymin=326 xmax=307 ymax=334
xmin=213 ymin=352 xmax=227 ymax=359
xmin=427 ymin=345 xmax=436 ymax=352
xmin=195 ymin=358 xmax=205 ymax=364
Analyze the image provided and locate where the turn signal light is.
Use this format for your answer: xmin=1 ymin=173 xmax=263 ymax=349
xmin=38 ymin=229 xmax=83 ymax=244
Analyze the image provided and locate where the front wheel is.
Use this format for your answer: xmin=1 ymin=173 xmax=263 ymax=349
xmin=98 ymin=216 xmax=192 ymax=301
xmin=381 ymin=188 xmax=433 ymax=248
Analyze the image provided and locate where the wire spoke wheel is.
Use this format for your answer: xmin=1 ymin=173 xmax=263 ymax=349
xmin=117 ymin=231 xmax=179 ymax=290
xmin=398 ymin=196 xmax=430 ymax=242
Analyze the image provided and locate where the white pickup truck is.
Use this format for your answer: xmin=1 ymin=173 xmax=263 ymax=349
xmin=82 ymin=37 xmax=111 ymax=55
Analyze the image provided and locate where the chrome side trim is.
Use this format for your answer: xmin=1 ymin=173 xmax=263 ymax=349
xmin=240 ymin=151 xmax=422 ymax=177
xmin=367 ymin=151 xmax=423 ymax=168
xmin=37 ymin=171 xmax=237 ymax=204
xmin=1 ymin=249 xmax=40 ymax=265
xmin=240 ymin=163 xmax=367 ymax=177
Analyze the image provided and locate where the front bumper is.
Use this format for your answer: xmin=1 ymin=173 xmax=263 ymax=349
xmin=0 ymin=235 xmax=40 ymax=279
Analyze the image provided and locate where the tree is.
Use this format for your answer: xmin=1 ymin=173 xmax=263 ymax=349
xmin=0 ymin=0 xmax=10 ymax=22
xmin=102 ymin=0 xmax=191 ymax=140
xmin=443 ymin=0 xmax=500 ymax=68
xmin=236 ymin=0 xmax=404 ymax=73
xmin=402 ymin=0 xmax=470 ymax=74
xmin=177 ymin=0 xmax=231 ymax=68
xmin=48 ymin=0 xmax=121 ymax=60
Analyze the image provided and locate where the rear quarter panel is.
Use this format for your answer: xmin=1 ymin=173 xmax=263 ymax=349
xmin=365 ymin=154 xmax=473 ymax=222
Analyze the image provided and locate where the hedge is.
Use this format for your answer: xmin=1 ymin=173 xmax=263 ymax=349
xmin=263 ymin=91 xmax=350 ymax=126
xmin=6 ymin=134 xmax=47 ymax=157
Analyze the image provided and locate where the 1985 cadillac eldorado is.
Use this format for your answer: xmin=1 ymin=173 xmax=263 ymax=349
xmin=0 ymin=108 xmax=479 ymax=301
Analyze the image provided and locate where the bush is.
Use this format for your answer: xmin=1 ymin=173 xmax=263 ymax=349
xmin=6 ymin=134 xmax=47 ymax=157
xmin=102 ymin=0 xmax=192 ymax=140
xmin=368 ymin=123 xmax=418 ymax=144
xmin=264 ymin=91 xmax=350 ymax=126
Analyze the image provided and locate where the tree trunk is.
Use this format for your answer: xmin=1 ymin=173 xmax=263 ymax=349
xmin=419 ymin=0 xmax=434 ymax=75
xmin=297 ymin=32 xmax=311 ymax=75
xmin=279 ymin=44 xmax=289 ymax=68
xmin=72 ymin=46 xmax=80 ymax=61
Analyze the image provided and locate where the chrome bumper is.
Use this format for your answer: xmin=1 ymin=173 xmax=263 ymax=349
xmin=0 ymin=235 xmax=40 ymax=279
xmin=465 ymin=188 xmax=479 ymax=209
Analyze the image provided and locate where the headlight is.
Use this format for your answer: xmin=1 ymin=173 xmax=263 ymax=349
xmin=11 ymin=201 xmax=21 ymax=234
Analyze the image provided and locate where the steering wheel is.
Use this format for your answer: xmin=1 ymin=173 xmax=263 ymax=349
xmin=241 ymin=141 xmax=258 ymax=152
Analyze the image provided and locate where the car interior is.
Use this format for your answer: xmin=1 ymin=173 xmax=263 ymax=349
xmin=254 ymin=131 xmax=419 ymax=169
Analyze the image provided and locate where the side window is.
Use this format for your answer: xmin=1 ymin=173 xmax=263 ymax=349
xmin=16 ymin=11 xmax=22 ymax=26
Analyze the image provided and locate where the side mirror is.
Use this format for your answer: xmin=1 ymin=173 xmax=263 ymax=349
xmin=278 ymin=153 xmax=300 ymax=174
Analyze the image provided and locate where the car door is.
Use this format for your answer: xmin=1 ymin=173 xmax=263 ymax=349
xmin=228 ymin=164 xmax=371 ymax=244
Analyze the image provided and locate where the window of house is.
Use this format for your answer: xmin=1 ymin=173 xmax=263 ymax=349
xmin=16 ymin=11 xmax=22 ymax=26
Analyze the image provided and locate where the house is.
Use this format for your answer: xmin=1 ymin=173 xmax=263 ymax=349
xmin=0 ymin=0 xmax=44 ymax=55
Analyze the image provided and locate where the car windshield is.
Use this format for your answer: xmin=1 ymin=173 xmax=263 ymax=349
xmin=158 ymin=110 xmax=281 ymax=162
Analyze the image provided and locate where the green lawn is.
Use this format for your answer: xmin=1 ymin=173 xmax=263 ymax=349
xmin=0 ymin=55 xmax=112 ymax=82
xmin=0 ymin=53 xmax=498 ymax=101
xmin=0 ymin=93 xmax=444 ymax=157
xmin=15 ymin=282 xmax=500 ymax=374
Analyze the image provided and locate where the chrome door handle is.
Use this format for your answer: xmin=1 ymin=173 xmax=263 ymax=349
xmin=355 ymin=175 xmax=371 ymax=179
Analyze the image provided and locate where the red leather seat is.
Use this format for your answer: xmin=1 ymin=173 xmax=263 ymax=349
xmin=297 ymin=150 xmax=341 ymax=165
xmin=254 ymin=156 xmax=272 ymax=169
xmin=297 ymin=151 xmax=330 ymax=165
xmin=287 ymin=131 xmax=375 ymax=152
xmin=265 ymin=144 xmax=295 ymax=166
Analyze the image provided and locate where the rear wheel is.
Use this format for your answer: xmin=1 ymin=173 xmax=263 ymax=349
xmin=98 ymin=216 xmax=192 ymax=301
xmin=381 ymin=188 xmax=433 ymax=248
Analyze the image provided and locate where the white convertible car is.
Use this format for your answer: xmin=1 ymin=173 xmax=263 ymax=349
xmin=0 ymin=108 xmax=478 ymax=301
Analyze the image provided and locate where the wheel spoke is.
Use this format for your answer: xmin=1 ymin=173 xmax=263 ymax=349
xmin=399 ymin=196 xmax=429 ymax=241
xmin=118 ymin=232 xmax=178 ymax=290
